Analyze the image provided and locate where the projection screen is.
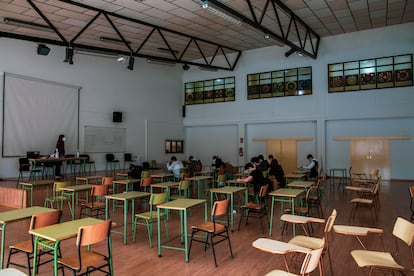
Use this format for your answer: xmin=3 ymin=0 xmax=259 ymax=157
xmin=2 ymin=73 xmax=80 ymax=157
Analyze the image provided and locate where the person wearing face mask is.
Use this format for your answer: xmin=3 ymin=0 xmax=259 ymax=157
xmin=54 ymin=134 xmax=65 ymax=178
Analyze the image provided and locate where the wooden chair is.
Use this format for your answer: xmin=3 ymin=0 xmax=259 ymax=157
xmin=141 ymin=170 xmax=150 ymax=178
xmin=189 ymin=198 xmax=233 ymax=267
xmin=44 ymin=181 xmax=72 ymax=214
xmin=281 ymin=214 xmax=325 ymax=237
xmin=238 ymin=184 xmax=269 ymax=234
xmin=140 ymin=177 xmax=152 ymax=192
xmin=348 ymin=177 xmax=381 ymax=224
xmin=79 ymin=185 xmax=109 ymax=219
xmin=265 ymin=247 xmax=324 ymax=276
xmin=288 ymin=209 xmax=337 ymax=276
xmin=58 ymin=219 xmax=113 ymax=275
xmin=133 ymin=192 xmax=169 ymax=248
xmin=350 ymin=217 xmax=414 ymax=275
xmin=6 ymin=210 xmax=61 ymax=275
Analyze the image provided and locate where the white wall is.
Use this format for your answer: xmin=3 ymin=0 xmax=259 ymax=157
xmin=0 ymin=38 xmax=183 ymax=178
xmin=183 ymin=22 xmax=414 ymax=179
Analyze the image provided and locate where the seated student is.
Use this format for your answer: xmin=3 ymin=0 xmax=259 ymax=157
xmin=166 ymin=156 xmax=184 ymax=179
xmin=212 ymin=155 xmax=224 ymax=169
xmin=237 ymin=162 xmax=265 ymax=195
xmin=187 ymin=156 xmax=201 ymax=175
xmin=128 ymin=164 xmax=143 ymax=191
xmin=256 ymin=154 xmax=270 ymax=172
xmin=268 ymin=155 xmax=286 ymax=187
xmin=301 ymin=154 xmax=319 ymax=178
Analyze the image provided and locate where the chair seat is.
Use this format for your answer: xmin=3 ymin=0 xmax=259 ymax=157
xmin=252 ymin=238 xmax=311 ymax=254
xmin=192 ymin=221 xmax=226 ymax=233
xmin=333 ymin=225 xmax=383 ymax=236
xmin=9 ymin=240 xmax=32 ymax=253
xmin=58 ymin=250 xmax=107 ymax=271
xmin=135 ymin=212 xmax=165 ymax=220
xmin=240 ymin=202 xmax=264 ymax=210
xmin=265 ymin=270 xmax=297 ymax=276
xmin=80 ymin=202 xmax=105 ymax=208
xmin=289 ymin=235 xmax=324 ymax=250
xmin=351 ymin=198 xmax=373 ymax=204
xmin=351 ymin=250 xmax=405 ymax=270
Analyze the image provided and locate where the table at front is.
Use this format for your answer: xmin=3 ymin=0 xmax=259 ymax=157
xmin=75 ymin=175 xmax=102 ymax=185
xmin=268 ymin=188 xmax=305 ymax=236
xmin=60 ymin=184 xmax=93 ymax=220
xmin=19 ymin=180 xmax=55 ymax=207
xmin=112 ymin=178 xmax=140 ymax=193
xmin=209 ymin=186 xmax=247 ymax=231
xmin=157 ymin=198 xmax=207 ymax=262
xmin=105 ymin=191 xmax=150 ymax=244
xmin=150 ymin=173 xmax=174 ymax=183
xmin=225 ymin=179 xmax=250 ymax=187
xmin=30 ymin=217 xmax=106 ymax=276
xmin=0 ymin=206 xmax=55 ymax=269
xmin=185 ymin=176 xmax=212 ymax=199
xmin=29 ymin=156 xmax=87 ymax=177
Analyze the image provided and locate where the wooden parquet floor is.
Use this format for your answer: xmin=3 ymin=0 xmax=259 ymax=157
xmin=1 ymin=177 xmax=413 ymax=275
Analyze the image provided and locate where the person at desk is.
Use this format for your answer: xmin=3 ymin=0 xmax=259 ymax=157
xmin=301 ymin=154 xmax=319 ymax=178
xmin=268 ymin=155 xmax=286 ymax=187
xmin=54 ymin=134 xmax=65 ymax=178
xmin=237 ymin=162 xmax=266 ymax=195
xmin=166 ymin=156 xmax=184 ymax=179
xmin=128 ymin=164 xmax=143 ymax=191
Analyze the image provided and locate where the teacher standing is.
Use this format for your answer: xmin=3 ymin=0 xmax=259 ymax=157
xmin=55 ymin=134 xmax=65 ymax=177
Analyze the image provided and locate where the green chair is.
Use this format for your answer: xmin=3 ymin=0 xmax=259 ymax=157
xmin=141 ymin=170 xmax=150 ymax=178
xmin=171 ymin=180 xmax=190 ymax=200
xmin=44 ymin=181 xmax=72 ymax=214
xmin=133 ymin=192 xmax=169 ymax=248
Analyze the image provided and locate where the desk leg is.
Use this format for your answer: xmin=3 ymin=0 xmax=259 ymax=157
xmin=123 ymin=200 xmax=128 ymax=244
xmin=179 ymin=211 xmax=184 ymax=243
xmin=292 ymin=198 xmax=296 ymax=236
xmin=230 ymin=193 xmax=234 ymax=231
xmin=184 ymin=210 xmax=189 ymax=262
xmin=157 ymin=208 xmax=162 ymax=257
xmin=269 ymin=196 xmax=275 ymax=236
xmin=0 ymin=223 xmax=6 ymax=269
xmin=105 ymin=198 xmax=109 ymax=220
xmin=70 ymin=192 xmax=75 ymax=220
xmin=32 ymin=236 xmax=39 ymax=276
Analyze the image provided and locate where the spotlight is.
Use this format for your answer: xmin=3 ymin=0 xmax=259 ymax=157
xmin=182 ymin=64 xmax=190 ymax=71
xmin=264 ymin=34 xmax=270 ymax=39
xmin=37 ymin=44 xmax=50 ymax=56
xmin=127 ymin=57 xmax=135 ymax=71
xmin=63 ymin=47 xmax=74 ymax=64
xmin=117 ymin=55 xmax=128 ymax=63
xmin=284 ymin=48 xmax=296 ymax=58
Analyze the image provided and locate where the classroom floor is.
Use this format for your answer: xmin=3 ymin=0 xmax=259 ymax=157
xmin=0 ymin=175 xmax=413 ymax=275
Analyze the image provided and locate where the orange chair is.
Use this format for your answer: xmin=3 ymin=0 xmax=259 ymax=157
xmin=58 ymin=220 xmax=113 ymax=275
xmin=7 ymin=210 xmax=61 ymax=275
xmin=140 ymin=177 xmax=152 ymax=192
xmin=238 ymin=185 xmax=269 ymax=233
xmin=189 ymin=198 xmax=233 ymax=267
xmin=79 ymin=185 xmax=109 ymax=219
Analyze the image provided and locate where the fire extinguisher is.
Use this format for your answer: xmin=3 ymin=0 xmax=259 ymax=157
xmin=239 ymin=147 xmax=243 ymax=156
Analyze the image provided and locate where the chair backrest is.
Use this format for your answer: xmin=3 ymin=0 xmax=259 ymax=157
xmin=212 ymin=199 xmax=230 ymax=221
xmin=124 ymin=153 xmax=132 ymax=162
xmin=182 ymin=172 xmax=190 ymax=180
xmin=102 ymin=176 xmax=114 ymax=186
xmin=258 ymin=184 xmax=269 ymax=198
xmin=77 ymin=219 xmax=111 ymax=247
xmin=369 ymin=168 xmax=379 ymax=179
xmin=217 ymin=174 xmax=226 ymax=183
xmin=300 ymin=246 xmax=324 ymax=275
xmin=179 ymin=180 xmax=190 ymax=191
xmin=141 ymin=170 xmax=150 ymax=178
xmin=54 ymin=181 xmax=71 ymax=195
xmin=91 ymin=184 xmax=109 ymax=197
xmin=106 ymin=154 xmax=114 ymax=162
xmin=140 ymin=177 xmax=152 ymax=187
xmin=195 ymin=164 xmax=202 ymax=172
xmin=392 ymin=217 xmax=414 ymax=246
xmin=18 ymin=157 xmax=31 ymax=170
xmin=79 ymin=154 xmax=90 ymax=161
xmin=150 ymin=192 xmax=168 ymax=206
xmin=30 ymin=209 xmax=61 ymax=230
xmin=324 ymin=209 xmax=337 ymax=234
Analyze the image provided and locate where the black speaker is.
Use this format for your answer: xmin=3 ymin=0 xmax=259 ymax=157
xmin=37 ymin=44 xmax=50 ymax=56
xmin=182 ymin=105 xmax=186 ymax=118
xmin=113 ymin=112 xmax=122 ymax=122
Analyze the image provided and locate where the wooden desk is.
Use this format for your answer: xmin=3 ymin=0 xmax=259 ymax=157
xmin=30 ymin=217 xmax=105 ymax=276
xmin=333 ymin=225 xmax=384 ymax=250
xmin=105 ymin=191 xmax=150 ymax=244
xmin=19 ymin=180 xmax=55 ymax=207
xmin=185 ymin=176 xmax=212 ymax=199
xmin=287 ymin=181 xmax=314 ymax=191
xmin=285 ymin=173 xmax=307 ymax=183
xmin=0 ymin=206 xmax=55 ymax=269
xmin=157 ymin=198 xmax=207 ymax=262
xmin=209 ymin=186 xmax=247 ymax=231
xmin=225 ymin=179 xmax=250 ymax=187
xmin=112 ymin=178 xmax=140 ymax=193
xmin=60 ymin=184 xmax=93 ymax=220
xmin=268 ymin=188 xmax=305 ymax=236
xmin=75 ymin=175 xmax=102 ymax=185
xmin=150 ymin=181 xmax=179 ymax=200
xmin=150 ymin=173 xmax=174 ymax=183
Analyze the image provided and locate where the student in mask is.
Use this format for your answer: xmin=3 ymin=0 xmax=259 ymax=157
xmin=54 ymin=134 xmax=65 ymax=177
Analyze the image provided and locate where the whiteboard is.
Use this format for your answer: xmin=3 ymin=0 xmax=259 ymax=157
xmin=84 ymin=126 xmax=125 ymax=153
